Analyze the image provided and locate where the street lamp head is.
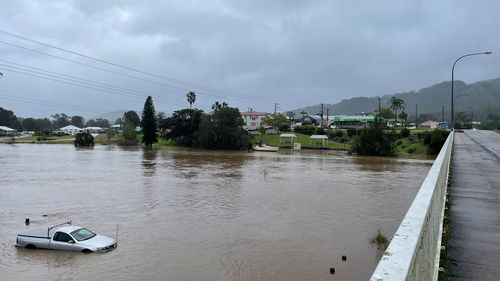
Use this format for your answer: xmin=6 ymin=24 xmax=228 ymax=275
xmin=484 ymin=51 xmax=492 ymax=54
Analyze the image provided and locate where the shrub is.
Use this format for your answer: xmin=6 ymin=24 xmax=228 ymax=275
xmin=352 ymin=127 xmax=394 ymax=156
xmin=327 ymin=130 xmax=344 ymax=139
xmin=400 ymin=128 xmax=410 ymax=138
xmin=294 ymin=125 xmax=316 ymax=135
xmin=120 ymin=124 xmax=138 ymax=145
xmin=315 ymin=127 xmax=325 ymax=135
xmin=428 ymin=129 xmax=449 ymax=155
xmin=347 ymin=128 xmax=357 ymax=137
xmin=74 ymin=132 xmax=94 ymax=147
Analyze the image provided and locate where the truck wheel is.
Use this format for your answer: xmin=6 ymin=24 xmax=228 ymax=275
xmin=82 ymin=249 xmax=92 ymax=253
xmin=25 ymin=244 xmax=37 ymax=249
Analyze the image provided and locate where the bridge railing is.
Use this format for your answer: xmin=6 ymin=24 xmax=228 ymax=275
xmin=370 ymin=131 xmax=454 ymax=281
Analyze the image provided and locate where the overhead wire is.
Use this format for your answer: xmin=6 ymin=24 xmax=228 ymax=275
xmin=0 ymin=39 xmax=279 ymax=108
xmin=0 ymin=28 xmax=285 ymax=105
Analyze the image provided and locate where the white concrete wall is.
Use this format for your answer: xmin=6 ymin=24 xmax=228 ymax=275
xmin=370 ymin=132 xmax=454 ymax=281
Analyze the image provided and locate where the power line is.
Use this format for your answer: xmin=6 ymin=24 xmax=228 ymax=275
xmin=0 ymin=60 xmax=197 ymax=106
xmin=0 ymin=29 xmax=270 ymax=101
xmin=0 ymin=66 xmax=191 ymax=108
xmin=0 ymin=93 xmax=106 ymax=114
xmin=0 ymin=37 xmax=280 ymax=107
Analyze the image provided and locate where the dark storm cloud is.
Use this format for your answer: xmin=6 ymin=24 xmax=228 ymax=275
xmin=0 ymin=0 xmax=499 ymax=118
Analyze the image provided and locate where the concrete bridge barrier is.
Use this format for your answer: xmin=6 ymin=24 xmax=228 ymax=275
xmin=370 ymin=132 xmax=454 ymax=281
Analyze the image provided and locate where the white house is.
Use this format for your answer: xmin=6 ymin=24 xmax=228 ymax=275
xmin=59 ymin=125 xmax=82 ymax=135
xmin=83 ymin=126 xmax=104 ymax=133
xmin=241 ymin=111 xmax=268 ymax=130
xmin=0 ymin=126 xmax=16 ymax=136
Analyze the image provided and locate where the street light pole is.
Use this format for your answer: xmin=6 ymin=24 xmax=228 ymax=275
xmin=451 ymin=51 xmax=491 ymax=130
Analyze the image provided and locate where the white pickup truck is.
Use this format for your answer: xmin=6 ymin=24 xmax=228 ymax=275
xmin=16 ymin=221 xmax=117 ymax=253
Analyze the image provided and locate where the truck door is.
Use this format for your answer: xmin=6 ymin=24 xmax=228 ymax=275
xmin=51 ymin=232 xmax=76 ymax=251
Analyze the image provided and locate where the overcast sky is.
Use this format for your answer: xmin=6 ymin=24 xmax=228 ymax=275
xmin=0 ymin=0 xmax=499 ymax=118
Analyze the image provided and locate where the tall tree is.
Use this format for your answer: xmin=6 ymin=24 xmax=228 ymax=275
xmin=22 ymin=118 xmax=37 ymax=131
xmin=141 ymin=96 xmax=158 ymax=148
xmin=163 ymin=109 xmax=203 ymax=146
xmin=123 ymin=110 xmax=140 ymax=127
xmin=389 ymin=97 xmax=405 ymax=126
xmin=0 ymin=107 xmax=21 ymax=130
xmin=71 ymin=116 xmax=85 ymax=127
xmin=186 ymin=91 xmax=196 ymax=109
xmin=51 ymin=113 xmax=71 ymax=129
xmin=262 ymin=113 xmax=290 ymax=133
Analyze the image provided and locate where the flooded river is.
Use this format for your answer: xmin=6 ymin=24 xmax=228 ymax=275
xmin=0 ymin=144 xmax=433 ymax=281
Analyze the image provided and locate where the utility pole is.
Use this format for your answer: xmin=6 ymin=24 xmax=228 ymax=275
xmin=326 ymin=108 xmax=329 ymax=128
xmin=442 ymin=106 xmax=445 ymax=122
xmin=319 ymin=103 xmax=324 ymax=126
xmin=415 ymin=104 xmax=418 ymax=128
xmin=378 ymin=97 xmax=381 ymax=112
xmin=274 ymin=103 xmax=279 ymax=115
xmin=471 ymin=109 xmax=474 ymax=129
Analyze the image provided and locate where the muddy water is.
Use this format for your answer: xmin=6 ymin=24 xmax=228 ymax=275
xmin=0 ymin=144 xmax=433 ymax=281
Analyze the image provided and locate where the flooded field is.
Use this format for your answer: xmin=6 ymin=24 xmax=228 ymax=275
xmin=0 ymin=144 xmax=433 ymax=281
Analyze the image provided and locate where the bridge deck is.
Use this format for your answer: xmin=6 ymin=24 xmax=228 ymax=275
xmin=449 ymin=131 xmax=500 ymax=280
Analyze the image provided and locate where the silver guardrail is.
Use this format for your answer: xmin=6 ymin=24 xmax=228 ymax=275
xmin=370 ymin=131 xmax=454 ymax=281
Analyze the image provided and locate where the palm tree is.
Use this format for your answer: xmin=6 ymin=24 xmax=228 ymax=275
xmin=186 ymin=91 xmax=196 ymax=109
xmin=389 ymin=97 xmax=405 ymax=127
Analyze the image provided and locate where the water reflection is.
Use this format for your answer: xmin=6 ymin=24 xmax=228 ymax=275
xmin=142 ymin=148 xmax=158 ymax=177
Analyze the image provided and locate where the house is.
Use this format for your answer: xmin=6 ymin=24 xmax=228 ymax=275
xmin=420 ymin=120 xmax=438 ymax=129
xmin=59 ymin=125 xmax=82 ymax=135
xmin=330 ymin=115 xmax=375 ymax=128
xmin=0 ymin=126 xmax=16 ymax=136
xmin=241 ymin=111 xmax=268 ymax=131
xmin=83 ymin=126 xmax=104 ymax=133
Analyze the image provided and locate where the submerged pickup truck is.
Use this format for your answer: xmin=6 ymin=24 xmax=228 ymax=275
xmin=16 ymin=221 xmax=117 ymax=253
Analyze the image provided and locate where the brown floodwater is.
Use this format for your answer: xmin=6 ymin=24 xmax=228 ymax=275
xmin=0 ymin=144 xmax=433 ymax=281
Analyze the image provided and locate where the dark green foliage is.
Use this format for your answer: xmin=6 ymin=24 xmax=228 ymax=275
xmin=51 ymin=113 xmax=71 ymax=129
xmin=186 ymin=91 xmax=196 ymax=109
xmin=123 ymin=110 xmax=140 ymax=127
xmin=71 ymin=116 xmax=85 ymax=127
xmin=347 ymin=128 xmax=357 ymax=137
xmin=262 ymin=113 xmax=290 ymax=133
xmin=22 ymin=118 xmax=37 ymax=131
xmin=327 ymin=130 xmax=344 ymax=140
xmin=74 ymin=131 xmax=94 ymax=147
xmin=0 ymin=107 xmax=22 ymax=130
xmin=86 ymin=118 xmax=110 ymax=128
xmin=197 ymin=103 xmax=250 ymax=149
xmin=315 ymin=127 xmax=325 ymax=135
xmin=400 ymin=128 xmax=410 ymax=138
xmin=163 ymin=109 xmax=203 ymax=146
xmin=121 ymin=124 xmax=138 ymax=145
xmin=294 ymin=125 xmax=316 ymax=135
xmin=427 ymin=130 xmax=450 ymax=155
xmin=141 ymin=96 xmax=158 ymax=147
xmin=483 ymin=112 xmax=500 ymax=130
xmin=352 ymin=127 xmax=394 ymax=156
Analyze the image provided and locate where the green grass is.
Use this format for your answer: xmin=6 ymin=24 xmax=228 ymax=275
xmin=256 ymin=133 xmax=350 ymax=150
xmin=14 ymin=135 xmax=75 ymax=144
xmin=495 ymin=130 xmax=500 ymax=134
xmin=394 ymin=138 xmax=428 ymax=156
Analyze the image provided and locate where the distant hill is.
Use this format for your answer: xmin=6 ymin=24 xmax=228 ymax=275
xmin=91 ymin=110 xmax=140 ymax=124
xmin=291 ymin=78 xmax=500 ymax=121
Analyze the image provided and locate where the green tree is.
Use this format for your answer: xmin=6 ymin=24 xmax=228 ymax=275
xmin=399 ymin=111 xmax=408 ymax=125
xmin=187 ymin=91 xmax=196 ymax=109
xmin=300 ymin=111 xmax=307 ymax=119
xmin=262 ymin=113 xmax=290 ymax=133
xmin=74 ymin=131 xmax=94 ymax=147
xmin=197 ymin=102 xmax=249 ymax=149
xmin=51 ymin=113 xmax=71 ymax=129
xmin=352 ymin=125 xmax=394 ymax=156
xmin=123 ymin=110 xmax=140 ymax=127
xmin=285 ymin=111 xmax=296 ymax=120
xmin=141 ymin=96 xmax=158 ymax=148
xmin=121 ymin=123 xmax=138 ymax=145
xmin=22 ymin=118 xmax=37 ymax=131
xmin=71 ymin=116 xmax=85 ymax=127
xmin=389 ymin=97 xmax=405 ymax=126
xmin=163 ymin=109 xmax=203 ymax=146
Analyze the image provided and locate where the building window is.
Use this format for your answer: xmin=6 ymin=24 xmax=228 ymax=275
xmin=251 ymin=122 xmax=256 ymax=127
xmin=251 ymin=116 xmax=256 ymax=120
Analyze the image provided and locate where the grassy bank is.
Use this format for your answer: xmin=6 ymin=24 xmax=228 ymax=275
xmin=394 ymin=138 xmax=428 ymax=156
xmin=255 ymin=133 xmax=349 ymax=150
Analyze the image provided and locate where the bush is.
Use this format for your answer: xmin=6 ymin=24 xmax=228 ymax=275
xmin=294 ymin=125 xmax=316 ymax=135
xmin=428 ymin=130 xmax=449 ymax=155
xmin=315 ymin=127 xmax=325 ymax=135
xmin=352 ymin=127 xmax=394 ymax=156
xmin=74 ymin=132 xmax=94 ymax=147
xmin=120 ymin=124 xmax=138 ymax=145
xmin=347 ymin=128 xmax=357 ymax=137
xmin=400 ymin=128 xmax=410 ymax=138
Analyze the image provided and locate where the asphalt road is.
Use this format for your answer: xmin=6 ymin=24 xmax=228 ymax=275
xmin=449 ymin=131 xmax=500 ymax=280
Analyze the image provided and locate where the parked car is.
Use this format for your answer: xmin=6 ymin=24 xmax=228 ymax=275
xmin=16 ymin=221 xmax=117 ymax=253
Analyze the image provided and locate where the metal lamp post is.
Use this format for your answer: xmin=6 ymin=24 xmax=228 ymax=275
xmin=451 ymin=52 xmax=492 ymax=130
